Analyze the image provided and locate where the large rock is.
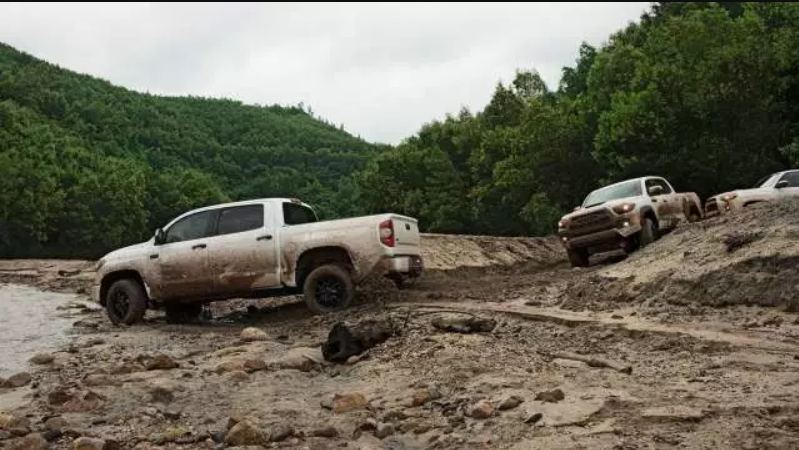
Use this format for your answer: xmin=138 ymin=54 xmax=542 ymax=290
xmin=83 ymin=374 xmax=117 ymax=387
xmin=110 ymin=361 xmax=146 ymax=375
xmin=0 ymin=413 xmax=30 ymax=429
xmin=240 ymin=328 xmax=269 ymax=342
xmin=276 ymin=347 xmax=324 ymax=372
xmin=333 ymin=392 xmax=369 ymax=413
xmin=497 ymin=395 xmax=524 ymax=411
xmin=535 ymin=389 xmax=565 ymax=403
xmin=6 ymin=433 xmax=48 ymax=450
xmin=73 ymin=437 xmax=105 ymax=450
xmin=3 ymin=372 xmax=32 ymax=388
xmin=466 ymin=400 xmax=495 ymax=419
xmin=431 ymin=314 xmax=496 ymax=333
xmin=266 ymin=423 xmax=293 ymax=442
xmin=145 ymin=355 xmax=179 ymax=371
xmin=44 ymin=416 xmax=69 ymax=431
xmin=29 ymin=354 xmax=55 ymax=365
xmin=243 ymin=359 xmax=267 ymax=373
xmin=225 ymin=421 xmax=265 ymax=447
xmin=215 ymin=359 xmax=246 ymax=374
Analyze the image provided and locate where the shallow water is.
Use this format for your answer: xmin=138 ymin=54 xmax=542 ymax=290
xmin=0 ymin=283 xmax=79 ymax=377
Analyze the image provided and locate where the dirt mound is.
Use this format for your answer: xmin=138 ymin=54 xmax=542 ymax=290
xmin=563 ymin=199 xmax=799 ymax=311
xmin=420 ymin=234 xmax=564 ymax=273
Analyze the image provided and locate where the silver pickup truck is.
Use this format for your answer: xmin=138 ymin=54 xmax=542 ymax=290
xmin=92 ymin=198 xmax=424 ymax=325
xmin=557 ymin=176 xmax=704 ymax=267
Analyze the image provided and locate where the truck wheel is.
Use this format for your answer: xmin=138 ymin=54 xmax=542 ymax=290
xmin=303 ymin=264 xmax=355 ymax=314
xmin=687 ymin=211 xmax=700 ymax=223
xmin=640 ymin=218 xmax=656 ymax=247
xmin=165 ymin=303 xmax=204 ymax=324
xmin=567 ymin=248 xmax=589 ymax=268
xmin=105 ymin=279 xmax=147 ymax=326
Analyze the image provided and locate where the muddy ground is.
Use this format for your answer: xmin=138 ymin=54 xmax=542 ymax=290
xmin=2 ymin=205 xmax=799 ymax=450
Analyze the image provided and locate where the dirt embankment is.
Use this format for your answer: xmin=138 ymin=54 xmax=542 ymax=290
xmin=3 ymin=208 xmax=799 ymax=450
xmin=559 ymin=198 xmax=799 ymax=314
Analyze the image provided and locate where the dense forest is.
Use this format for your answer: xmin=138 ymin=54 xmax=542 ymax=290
xmin=2 ymin=2 xmax=799 ymax=258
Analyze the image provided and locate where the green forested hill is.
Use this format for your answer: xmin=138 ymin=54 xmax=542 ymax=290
xmin=0 ymin=42 xmax=381 ymax=257
xmin=359 ymin=2 xmax=799 ymax=237
xmin=4 ymin=2 xmax=799 ymax=259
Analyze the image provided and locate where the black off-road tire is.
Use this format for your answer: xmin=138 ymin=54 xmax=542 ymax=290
xmin=567 ymin=248 xmax=590 ymax=268
xmin=688 ymin=211 xmax=700 ymax=223
xmin=105 ymin=279 xmax=147 ymax=326
xmin=303 ymin=264 xmax=355 ymax=314
xmin=640 ymin=217 xmax=657 ymax=247
xmin=164 ymin=303 xmax=204 ymax=324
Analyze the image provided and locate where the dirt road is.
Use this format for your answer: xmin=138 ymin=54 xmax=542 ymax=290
xmin=2 ymin=206 xmax=799 ymax=450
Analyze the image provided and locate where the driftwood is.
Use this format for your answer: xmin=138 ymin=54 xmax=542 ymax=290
xmin=541 ymin=350 xmax=632 ymax=374
xmin=321 ymin=319 xmax=395 ymax=363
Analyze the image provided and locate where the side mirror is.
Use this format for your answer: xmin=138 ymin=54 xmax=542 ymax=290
xmin=776 ymin=180 xmax=789 ymax=189
xmin=648 ymin=185 xmax=664 ymax=196
xmin=573 ymin=206 xmax=581 ymax=212
xmin=154 ymin=228 xmax=165 ymax=245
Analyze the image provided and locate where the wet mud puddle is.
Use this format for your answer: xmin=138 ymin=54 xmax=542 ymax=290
xmin=0 ymin=283 xmax=86 ymax=377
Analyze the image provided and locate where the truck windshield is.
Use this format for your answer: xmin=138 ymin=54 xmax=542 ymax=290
xmin=283 ymin=202 xmax=319 ymax=225
xmin=754 ymin=173 xmax=779 ymax=188
xmin=582 ymin=180 xmax=642 ymax=208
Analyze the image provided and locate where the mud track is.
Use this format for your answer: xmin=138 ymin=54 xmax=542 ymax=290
xmin=3 ymin=214 xmax=799 ymax=450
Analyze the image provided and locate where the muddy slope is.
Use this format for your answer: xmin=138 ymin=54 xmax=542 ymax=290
xmin=561 ymin=198 xmax=799 ymax=312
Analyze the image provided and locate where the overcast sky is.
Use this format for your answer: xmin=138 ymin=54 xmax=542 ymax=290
xmin=0 ymin=2 xmax=649 ymax=145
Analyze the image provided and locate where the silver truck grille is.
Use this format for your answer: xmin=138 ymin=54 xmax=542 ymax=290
xmin=705 ymin=198 xmax=718 ymax=213
xmin=569 ymin=210 xmax=614 ymax=236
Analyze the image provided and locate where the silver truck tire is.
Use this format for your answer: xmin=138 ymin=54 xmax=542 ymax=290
xmin=567 ymin=248 xmax=589 ymax=268
xmin=105 ymin=279 xmax=147 ymax=326
xmin=303 ymin=264 xmax=355 ymax=313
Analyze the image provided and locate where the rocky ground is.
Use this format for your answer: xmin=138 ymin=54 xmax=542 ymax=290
xmin=2 ymin=205 xmax=799 ymax=450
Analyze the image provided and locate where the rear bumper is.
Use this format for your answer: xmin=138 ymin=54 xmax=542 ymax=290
xmin=383 ymin=254 xmax=424 ymax=277
xmin=559 ymin=225 xmax=641 ymax=252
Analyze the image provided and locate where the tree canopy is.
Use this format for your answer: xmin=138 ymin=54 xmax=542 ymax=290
xmin=3 ymin=2 xmax=799 ymax=258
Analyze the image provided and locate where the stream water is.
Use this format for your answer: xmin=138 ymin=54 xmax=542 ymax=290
xmin=0 ymin=283 xmax=79 ymax=378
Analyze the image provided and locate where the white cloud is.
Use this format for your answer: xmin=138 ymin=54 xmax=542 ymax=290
xmin=0 ymin=2 xmax=649 ymax=144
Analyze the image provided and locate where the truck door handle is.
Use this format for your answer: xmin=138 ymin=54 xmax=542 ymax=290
xmin=257 ymin=234 xmax=273 ymax=241
xmin=149 ymin=253 xmax=159 ymax=259
xmin=192 ymin=243 xmax=207 ymax=250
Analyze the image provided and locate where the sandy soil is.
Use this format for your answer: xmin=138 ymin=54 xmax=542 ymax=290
xmin=2 ymin=215 xmax=799 ymax=450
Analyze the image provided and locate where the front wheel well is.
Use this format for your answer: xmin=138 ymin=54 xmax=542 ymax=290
xmin=743 ymin=200 xmax=766 ymax=207
xmin=100 ymin=270 xmax=147 ymax=307
xmin=295 ymin=247 xmax=354 ymax=289
xmin=641 ymin=208 xmax=658 ymax=229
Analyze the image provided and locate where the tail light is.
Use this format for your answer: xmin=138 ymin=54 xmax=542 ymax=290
xmin=379 ymin=220 xmax=395 ymax=247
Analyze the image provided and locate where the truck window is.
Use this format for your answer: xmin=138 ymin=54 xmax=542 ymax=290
xmin=645 ymin=178 xmax=673 ymax=195
xmin=777 ymin=171 xmax=799 ymax=187
xmin=164 ymin=210 xmax=215 ymax=244
xmin=582 ymin=179 xmax=643 ymax=207
xmin=216 ymin=204 xmax=264 ymax=235
xmin=283 ymin=203 xmax=318 ymax=225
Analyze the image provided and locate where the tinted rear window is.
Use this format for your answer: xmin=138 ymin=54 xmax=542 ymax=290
xmin=283 ymin=203 xmax=318 ymax=225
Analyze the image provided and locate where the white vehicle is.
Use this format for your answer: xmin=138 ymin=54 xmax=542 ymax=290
xmin=705 ymin=169 xmax=799 ymax=217
xmin=557 ymin=176 xmax=704 ymax=267
xmin=91 ymin=198 xmax=424 ymax=325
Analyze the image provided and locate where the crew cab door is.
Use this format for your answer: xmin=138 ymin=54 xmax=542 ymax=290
xmin=205 ymin=203 xmax=280 ymax=294
xmin=645 ymin=178 xmax=678 ymax=228
xmin=775 ymin=171 xmax=799 ymax=201
xmin=151 ymin=209 xmax=215 ymax=300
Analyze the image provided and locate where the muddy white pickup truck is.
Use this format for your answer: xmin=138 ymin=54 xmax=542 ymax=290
xmin=91 ymin=198 xmax=424 ymax=325
xmin=705 ymin=169 xmax=799 ymax=217
xmin=557 ymin=176 xmax=703 ymax=267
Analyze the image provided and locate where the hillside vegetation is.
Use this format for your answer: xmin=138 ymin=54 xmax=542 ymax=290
xmin=0 ymin=41 xmax=383 ymax=258
xmin=3 ymin=2 xmax=799 ymax=258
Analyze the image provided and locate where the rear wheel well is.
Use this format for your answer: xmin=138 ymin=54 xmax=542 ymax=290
xmin=743 ymin=200 xmax=765 ymax=207
xmin=295 ymin=247 xmax=353 ymax=289
xmin=100 ymin=270 xmax=147 ymax=307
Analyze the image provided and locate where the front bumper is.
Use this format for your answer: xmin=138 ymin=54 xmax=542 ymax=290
xmin=559 ymin=224 xmax=642 ymax=252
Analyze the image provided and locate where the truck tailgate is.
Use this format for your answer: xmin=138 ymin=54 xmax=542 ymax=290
xmin=390 ymin=215 xmax=421 ymax=251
